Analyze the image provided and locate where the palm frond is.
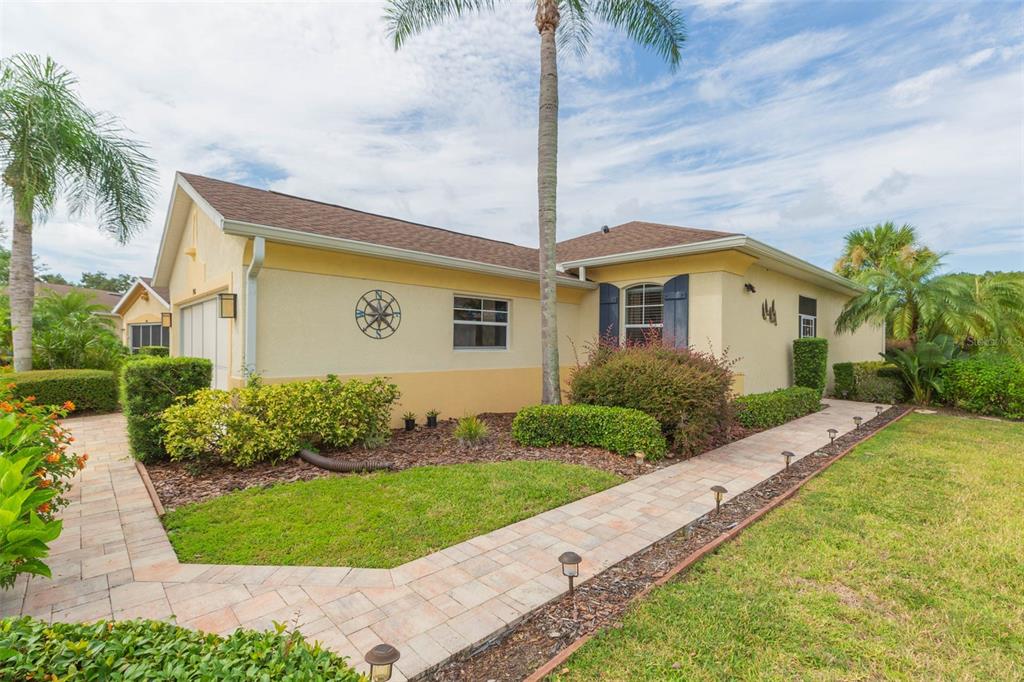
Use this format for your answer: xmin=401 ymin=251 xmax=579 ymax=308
xmin=557 ymin=0 xmax=593 ymax=58
xmin=384 ymin=0 xmax=500 ymax=49
xmin=590 ymin=0 xmax=686 ymax=68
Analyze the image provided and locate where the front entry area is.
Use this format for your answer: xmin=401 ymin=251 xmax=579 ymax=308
xmin=179 ymin=298 xmax=229 ymax=389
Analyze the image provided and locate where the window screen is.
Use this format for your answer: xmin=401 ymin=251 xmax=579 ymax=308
xmin=453 ymin=296 xmax=509 ymax=349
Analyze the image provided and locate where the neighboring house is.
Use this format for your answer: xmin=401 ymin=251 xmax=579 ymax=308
xmin=112 ymin=277 xmax=171 ymax=353
xmin=148 ymin=172 xmax=882 ymax=418
xmin=1 ymin=282 xmax=125 ymax=338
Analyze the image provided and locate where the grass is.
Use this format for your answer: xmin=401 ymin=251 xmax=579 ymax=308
xmin=163 ymin=461 xmax=622 ymax=569
xmin=553 ymin=414 xmax=1024 ymax=681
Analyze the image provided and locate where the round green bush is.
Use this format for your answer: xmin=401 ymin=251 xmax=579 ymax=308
xmin=512 ymin=403 xmax=667 ymax=459
xmin=941 ymin=355 xmax=1024 ymax=419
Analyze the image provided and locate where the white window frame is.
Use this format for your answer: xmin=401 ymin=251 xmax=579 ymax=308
xmin=799 ymin=314 xmax=817 ymax=338
xmin=624 ymin=283 xmax=664 ymax=343
xmin=453 ymin=295 xmax=510 ymax=351
xmin=129 ymin=323 xmax=169 ymax=353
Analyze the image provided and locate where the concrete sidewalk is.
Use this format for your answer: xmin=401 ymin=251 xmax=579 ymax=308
xmin=0 ymin=399 xmax=878 ymax=680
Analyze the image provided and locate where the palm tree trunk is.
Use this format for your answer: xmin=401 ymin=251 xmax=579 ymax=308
xmin=9 ymin=187 xmax=35 ymax=372
xmin=536 ymin=0 xmax=561 ymax=404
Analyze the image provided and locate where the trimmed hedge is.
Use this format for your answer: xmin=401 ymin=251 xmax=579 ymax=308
xmin=0 ymin=617 xmax=361 ymax=681
xmin=5 ymin=369 xmax=118 ymax=413
xmin=121 ymin=357 xmax=212 ymax=462
xmin=793 ymin=337 xmax=828 ymax=395
xmin=511 ymin=404 xmax=667 ymax=460
xmin=137 ymin=345 xmax=169 ymax=357
xmin=941 ymin=355 xmax=1024 ymax=419
xmin=832 ymin=360 xmax=906 ymax=403
xmin=734 ymin=386 xmax=823 ymax=429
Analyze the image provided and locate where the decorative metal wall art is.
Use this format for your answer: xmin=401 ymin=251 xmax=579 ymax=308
xmin=761 ymin=298 xmax=777 ymax=326
xmin=355 ymin=289 xmax=401 ymax=339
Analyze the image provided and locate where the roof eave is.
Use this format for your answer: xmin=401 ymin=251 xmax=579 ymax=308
xmin=222 ymin=219 xmax=597 ymax=290
xmin=151 ymin=173 xmax=226 ymax=287
xmin=112 ymin=277 xmax=171 ymax=316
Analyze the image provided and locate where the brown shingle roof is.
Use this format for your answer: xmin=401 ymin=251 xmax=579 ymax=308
xmin=556 ymin=221 xmax=737 ymax=263
xmin=138 ymin=277 xmax=169 ymax=303
xmin=32 ymin=283 xmax=123 ymax=311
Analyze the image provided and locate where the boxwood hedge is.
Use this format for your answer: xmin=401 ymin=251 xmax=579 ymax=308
xmin=511 ymin=404 xmax=667 ymax=460
xmin=832 ymin=360 xmax=906 ymax=403
xmin=793 ymin=337 xmax=828 ymax=396
xmin=121 ymin=357 xmax=212 ymax=462
xmin=941 ymin=355 xmax=1024 ymax=419
xmin=5 ymin=369 xmax=118 ymax=413
xmin=734 ymin=386 xmax=823 ymax=429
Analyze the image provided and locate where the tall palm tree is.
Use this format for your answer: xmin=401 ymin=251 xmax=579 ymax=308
xmin=834 ymin=221 xmax=935 ymax=281
xmin=1 ymin=54 xmax=155 ymax=371
xmin=384 ymin=0 xmax=686 ymax=404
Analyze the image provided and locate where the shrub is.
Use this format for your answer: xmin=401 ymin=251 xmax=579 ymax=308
xmin=793 ymin=337 xmax=828 ymax=395
xmin=0 ymin=617 xmax=361 ymax=680
xmin=121 ymin=357 xmax=212 ymax=462
xmin=0 ymin=385 xmax=82 ymax=587
xmin=454 ymin=414 xmax=489 ymax=446
xmin=734 ymin=387 xmax=823 ymax=429
xmin=6 ymin=369 xmax=118 ymax=413
xmin=884 ymin=334 xmax=959 ymax=404
xmin=941 ymin=355 xmax=1024 ymax=419
xmin=569 ymin=340 xmax=734 ymax=455
xmin=512 ymin=404 xmax=667 ymax=460
xmin=832 ymin=361 xmax=906 ymax=403
xmin=162 ymin=376 xmax=400 ymax=468
xmin=137 ymin=345 xmax=169 ymax=357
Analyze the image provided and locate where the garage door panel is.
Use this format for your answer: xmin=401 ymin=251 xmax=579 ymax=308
xmin=180 ymin=299 xmax=229 ymax=390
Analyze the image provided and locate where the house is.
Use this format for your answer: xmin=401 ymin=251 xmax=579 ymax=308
xmin=138 ymin=172 xmax=882 ymax=420
xmin=112 ymin=277 xmax=171 ymax=353
xmin=3 ymin=282 xmax=125 ymax=338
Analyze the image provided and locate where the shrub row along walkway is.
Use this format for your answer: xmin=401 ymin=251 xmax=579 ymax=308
xmin=1 ymin=400 xmax=878 ymax=680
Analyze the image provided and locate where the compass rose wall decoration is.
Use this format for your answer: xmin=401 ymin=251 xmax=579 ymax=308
xmin=355 ymin=290 xmax=401 ymax=339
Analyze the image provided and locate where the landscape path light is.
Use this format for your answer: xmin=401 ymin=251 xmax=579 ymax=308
xmin=854 ymin=416 xmax=863 ymax=428
xmin=558 ymin=551 xmax=582 ymax=596
xmin=364 ymin=643 xmax=400 ymax=682
xmin=827 ymin=428 xmax=838 ymax=444
xmin=782 ymin=450 xmax=794 ymax=470
xmin=634 ymin=451 xmax=645 ymax=472
xmin=875 ymin=405 xmax=884 ymax=416
xmin=711 ymin=485 xmax=727 ymax=514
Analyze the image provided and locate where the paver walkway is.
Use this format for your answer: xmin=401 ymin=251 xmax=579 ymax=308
xmin=1 ymin=399 xmax=878 ymax=680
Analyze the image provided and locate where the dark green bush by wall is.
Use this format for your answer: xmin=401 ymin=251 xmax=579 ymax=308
xmin=511 ymin=404 xmax=667 ymax=460
xmin=734 ymin=386 xmax=823 ymax=429
xmin=832 ymin=360 xmax=906 ymax=403
xmin=941 ymin=355 xmax=1024 ymax=419
xmin=137 ymin=346 xmax=170 ymax=357
xmin=6 ymin=369 xmax=118 ymax=413
xmin=121 ymin=357 xmax=212 ymax=462
xmin=793 ymin=337 xmax=828 ymax=395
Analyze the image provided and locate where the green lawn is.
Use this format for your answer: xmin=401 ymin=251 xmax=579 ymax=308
xmin=553 ymin=414 xmax=1024 ymax=681
xmin=163 ymin=461 xmax=622 ymax=569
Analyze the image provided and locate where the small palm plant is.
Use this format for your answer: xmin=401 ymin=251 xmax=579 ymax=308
xmin=883 ymin=334 xmax=959 ymax=404
xmin=454 ymin=414 xmax=489 ymax=447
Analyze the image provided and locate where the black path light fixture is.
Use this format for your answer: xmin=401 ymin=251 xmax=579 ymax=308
xmin=827 ymin=428 xmax=838 ymax=444
xmin=160 ymin=311 xmax=172 ymax=328
xmin=711 ymin=485 xmax=727 ymax=513
xmin=558 ymin=551 xmax=582 ymax=596
xmin=854 ymin=416 xmax=863 ymax=428
xmin=364 ymin=643 xmax=400 ymax=682
xmin=218 ymin=292 xmax=237 ymax=318
xmin=875 ymin=405 xmax=885 ymax=416
xmin=782 ymin=450 xmax=795 ymax=470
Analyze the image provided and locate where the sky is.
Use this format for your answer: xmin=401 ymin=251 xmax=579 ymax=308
xmin=1 ymin=0 xmax=1022 ymax=282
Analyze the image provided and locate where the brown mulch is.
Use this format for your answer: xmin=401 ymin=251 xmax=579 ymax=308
xmin=422 ymin=405 xmax=911 ymax=682
xmin=146 ymin=413 xmax=757 ymax=512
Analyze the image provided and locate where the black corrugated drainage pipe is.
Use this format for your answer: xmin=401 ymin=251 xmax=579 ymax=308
xmin=299 ymin=448 xmax=391 ymax=473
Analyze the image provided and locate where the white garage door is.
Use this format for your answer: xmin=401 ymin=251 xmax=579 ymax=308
xmin=180 ymin=298 xmax=229 ymax=389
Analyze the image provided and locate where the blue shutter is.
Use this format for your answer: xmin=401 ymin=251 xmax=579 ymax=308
xmin=663 ymin=275 xmax=689 ymax=348
xmin=598 ymin=283 xmax=620 ymax=341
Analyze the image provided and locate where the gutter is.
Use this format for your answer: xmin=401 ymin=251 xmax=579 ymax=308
xmin=244 ymin=236 xmax=265 ymax=376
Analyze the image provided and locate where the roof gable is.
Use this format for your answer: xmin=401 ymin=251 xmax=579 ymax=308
xmin=556 ymin=221 xmax=737 ymax=263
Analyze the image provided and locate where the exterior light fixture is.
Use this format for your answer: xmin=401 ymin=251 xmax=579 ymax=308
xmin=854 ymin=416 xmax=863 ymax=428
xmin=364 ymin=643 xmax=400 ymax=682
xmin=875 ymin=405 xmax=884 ymax=416
xmin=827 ymin=428 xmax=838 ymax=444
xmin=744 ymin=282 xmax=756 ymax=293
xmin=558 ymin=551 xmax=582 ymax=596
xmin=634 ymin=451 xmax=645 ymax=471
xmin=218 ymin=292 xmax=237 ymax=318
xmin=160 ymin=312 xmax=172 ymax=328
xmin=684 ymin=523 xmax=693 ymax=539
xmin=782 ymin=450 xmax=795 ymax=470
xmin=711 ymin=485 xmax=727 ymax=513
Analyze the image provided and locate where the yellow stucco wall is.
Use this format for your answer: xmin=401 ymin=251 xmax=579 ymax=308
xmin=116 ymin=288 xmax=169 ymax=345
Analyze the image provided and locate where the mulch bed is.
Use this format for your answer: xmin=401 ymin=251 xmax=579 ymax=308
xmin=423 ymin=405 xmax=912 ymax=682
xmin=146 ymin=413 xmax=756 ymax=511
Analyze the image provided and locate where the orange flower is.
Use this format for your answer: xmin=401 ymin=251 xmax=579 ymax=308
xmin=76 ymin=456 xmax=87 ymax=469
xmin=0 ymin=402 xmax=11 ymax=412
xmin=5 ymin=382 xmax=14 ymax=390
xmin=34 ymin=468 xmax=46 ymax=478
xmin=45 ymin=453 xmax=60 ymax=464
xmin=37 ymin=503 xmax=51 ymax=514
xmin=38 ymin=479 xmax=50 ymax=488
xmin=63 ymin=401 xmax=75 ymax=411
xmin=81 ymin=453 xmax=89 ymax=462
xmin=25 ymin=395 xmax=35 ymax=402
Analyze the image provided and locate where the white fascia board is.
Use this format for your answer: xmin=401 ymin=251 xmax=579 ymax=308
xmin=111 ymin=278 xmax=170 ymax=316
xmin=222 ymin=219 xmax=597 ymax=289
xmin=151 ymin=174 xmax=226 ymax=286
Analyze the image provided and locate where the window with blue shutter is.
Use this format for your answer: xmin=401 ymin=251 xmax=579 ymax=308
xmin=662 ymin=274 xmax=689 ymax=348
xmin=598 ymin=283 xmax=620 ymax=341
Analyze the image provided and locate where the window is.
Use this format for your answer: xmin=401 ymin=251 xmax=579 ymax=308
xmin=624 ymin=283 xmax=663 ymax=343
xmin=453 ymin=296 xmax=509 ymax=349
xmin=129 ymin=323 xmax=170 ymax=353
xmin=798 ymin=296 xmax=817 ymax=338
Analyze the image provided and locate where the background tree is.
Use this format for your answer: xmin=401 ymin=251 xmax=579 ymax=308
xmin=384 ymin=0 xmax=686 ymax=404
xmin=31 ymin=290 xmax=125 ymax=370
xmin=834 ymin=221 xmax=935 ymax=281
xmin=1 ymin=53 xmax=155 ymax=371
xmin=78 ymin=271 xmax=133 ymax=293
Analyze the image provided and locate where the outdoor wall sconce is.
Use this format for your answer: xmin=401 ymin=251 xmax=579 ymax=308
xmin=782 ymin=450 xmax=794 ymax=470
xmin=711 ymin=485 xmax=727 ymax=513
xmin=875 ymin=405 xmax=884 ymax=416
xmin=744 ymin=282 xmax=756 ymax=293
xmin=854 ymin=416 xmax=863 ymax=428
xmin=160 ymin=312 xmax=172 ymax=328
xmin=558 ymin=551 xmax=582 ymax=596
xmin=364 ymin=643 xmax=400 ymax=682
xmin=218 ymin=292 xmax=237 ymax=319
xmin=827 ymin=428 xmax=838 ymax=444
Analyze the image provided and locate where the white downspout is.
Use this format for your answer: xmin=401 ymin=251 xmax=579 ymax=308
xmin=244 ymin=237 xmax=265 ymax=377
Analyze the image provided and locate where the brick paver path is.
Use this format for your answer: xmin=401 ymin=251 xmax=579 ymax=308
xmin=1 ymin=399 xmax=878 ymax=680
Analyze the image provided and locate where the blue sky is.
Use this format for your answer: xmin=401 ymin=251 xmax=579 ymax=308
xmin=3 ymin=0 xmax=1022 ymax=280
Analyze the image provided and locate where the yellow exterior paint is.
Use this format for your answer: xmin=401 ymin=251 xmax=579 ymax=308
xmin=117 ymin=287 xmax=170 ymax=346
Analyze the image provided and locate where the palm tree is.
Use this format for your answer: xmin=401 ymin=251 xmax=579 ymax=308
xmin=834 ymin=221 xmax=935 ymax=281
xmin=946 ymin=271 xmax=1024 ymax=356
xmin=384 ymin=0 xmax=686 ymax=404
xmin=1 ymin=54 xmax=155 ymax=371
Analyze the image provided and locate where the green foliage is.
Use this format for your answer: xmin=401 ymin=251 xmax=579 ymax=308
xmin=6 ymin=369 xmax=118 ymax=413
xmin=569 ymin=341 xmax=734 ymax=455
xmin=0 ymin=617 xmax=362 ymax=680
xmin=833 ymin=361 xmax=907 ymax=403
xmin=77 ymin=271 xmax=133 ymax=293
xmin=884 ymin=334 xmax=959 ymax=404
xmin=941 ymin=355 xmax=1024 ymax=419
xmin=30 ymin=291 xmax=127 ymax=370
xmin=833 ymin=221 xmax=935 ymax=280
xmin=136 ymin=345 xmax=169 ymax=357
xmin=121 ymin=357 xmax=212 ymax=463
xmin=161 ymin=376 xmax=400 ymax=468
xmin=512 ymin=404 xmax=667 ymax=460
xmin=793 ymin=337 xmax=828 ymax=395
xmin=734 ymin=387 xmax=823 ymax=429
xmin=453 ymin=414 xmax=489 ymax=446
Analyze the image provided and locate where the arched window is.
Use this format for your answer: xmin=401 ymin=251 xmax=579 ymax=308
xmin=624 ymin=283 xmax=663 ymax=343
